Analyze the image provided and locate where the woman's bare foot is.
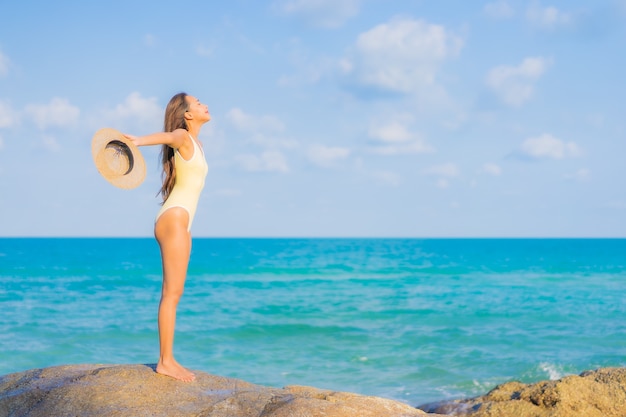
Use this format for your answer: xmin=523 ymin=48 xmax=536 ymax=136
xmin=156 ymin=359 xmax=196 ymax=382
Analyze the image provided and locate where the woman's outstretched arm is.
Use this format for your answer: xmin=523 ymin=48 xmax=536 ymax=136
xmin=125 ymin=128 xmax=187 ymax=148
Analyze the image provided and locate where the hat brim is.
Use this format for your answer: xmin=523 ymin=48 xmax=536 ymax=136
xmin=92 ymin=128 xmax=146 ymax=189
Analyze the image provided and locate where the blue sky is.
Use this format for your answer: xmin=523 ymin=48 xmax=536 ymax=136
xmin=1 ymin=0 xmax=625 ymax=237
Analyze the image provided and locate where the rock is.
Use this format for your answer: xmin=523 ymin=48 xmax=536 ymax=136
xmin=0 ymin=364 xmax=443 ymax=417
xmin=419 ymin=367 xmax=626 ymax=417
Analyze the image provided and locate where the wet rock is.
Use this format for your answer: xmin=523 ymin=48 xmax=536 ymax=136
xmin=0 ymin=364 xmax=441 ymax=417
xmin=419 ymin=367 xmax=626 ymax=417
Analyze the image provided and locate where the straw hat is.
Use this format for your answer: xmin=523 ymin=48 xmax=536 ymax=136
xmin=92 ymin=128 xmax=146 ymax=189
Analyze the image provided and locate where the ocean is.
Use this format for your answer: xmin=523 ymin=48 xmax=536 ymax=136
xmin=1 ymin=238 xmax=625 ymax=406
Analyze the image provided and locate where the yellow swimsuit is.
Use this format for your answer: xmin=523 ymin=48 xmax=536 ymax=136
xmin=155 ymin=134 xmax=209 ymax=232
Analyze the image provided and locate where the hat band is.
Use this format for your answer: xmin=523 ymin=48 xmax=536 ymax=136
xmin=106 ymin=140 xmax=134 ymax=175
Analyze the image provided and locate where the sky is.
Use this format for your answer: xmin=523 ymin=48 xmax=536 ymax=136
xmin=0 ymin=0 xmax=625 ymax=237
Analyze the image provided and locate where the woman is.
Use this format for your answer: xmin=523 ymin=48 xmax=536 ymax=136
xmin=126 ymin=92 xmax=210 ymax=382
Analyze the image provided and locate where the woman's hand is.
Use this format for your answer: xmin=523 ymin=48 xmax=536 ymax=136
xmin=123 ymin=134 xmax=140 ymax=146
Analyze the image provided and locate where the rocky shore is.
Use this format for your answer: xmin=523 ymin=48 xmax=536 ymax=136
xmin=1 ymin=364 xmax=626 ymax=417
xmin=419 ymin=367 xmax=626 ymax=417
xmin=0 ymin=364 xmax=441 ymax=417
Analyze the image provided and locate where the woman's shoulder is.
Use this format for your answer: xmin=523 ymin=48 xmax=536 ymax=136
xmin=174 ymin=130 xmax=195 ymax=160
xmin=166 ymin=129 xmax=189 ymax=149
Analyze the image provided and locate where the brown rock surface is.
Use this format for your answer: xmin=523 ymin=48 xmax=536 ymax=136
xmin=0 ymin=364 xmax=441 ymax=417
xmin=419 ymin=367 xmax=626 ymax=417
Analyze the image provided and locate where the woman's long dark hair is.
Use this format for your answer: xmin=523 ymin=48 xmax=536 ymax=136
xmin=159 ymin=92 xmax=188 ymax=203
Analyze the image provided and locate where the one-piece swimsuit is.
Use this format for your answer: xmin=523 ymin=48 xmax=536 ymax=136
xmin=155 ymin=134 xmax=208 ymax=231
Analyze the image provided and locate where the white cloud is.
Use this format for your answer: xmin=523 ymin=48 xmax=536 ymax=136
xmin=564 ymin=168 xmax=590 ymax=182
xmin=215 ymin=188 xmax=242 ymax=197
xmin=25 ymin=98 xmax=80 ymax=130
xmin=486 ymin=56 xmax=551 ymax=106
xmin=342 ymin=17 xmax=463 ymax=94
xmin=227 ymin=108 xmax=285 ymax=133
xmin=249 ymin=134 xmax=298 ymax=149
xmin=586 ymin=113 xmax=605 ymax=129
xmin=144 ymin=34 xmax=157 ymax=47
xmin=368 ymin=120 xmax=434 ymax=155
xmin=235 ymin=150 xmax=289 ymax=173
xmin=484 ymin=1 xmax=515 ymax=19
xmin=371 ymin=170 xmax=401 ymax=187
xmin=436 ymin=178 xmax=450 ymax=189
xmin=274 ymin=0 xmax=361 ymax=28
xmin=0 ymin=51 xmax=9 ymax=77
xmin=602 ymin=201 xmax=626 ymax=210
xmin=423 ymin=163 xmax=461 ymax=188
xmin=102 ymin=92 xmax=162 ymax=130
xmin=0 ymin=100 xmax=18 ymax=128
xmin=196 ymin=44 xmax=215 ymax=57
xmin=42 ymin=134 xmax=61 ymax=152
xmin=526 ymin=3 xmax=571 ymax=28
xmin=424 ymin=162 xmax=460 ymax=178
xmin=483 ymin=163 xmax=502 ymax=176
xmin=519 ymin=133 xmax=582 ymax=159
xmin=226 ymin=108 xmax=295 ymax=152
xmin=277 ymin=37 xmax=340 ymax=87
xmin=369 ymin=121 xmax=412 ymax=143
xmin=307 ymin=144 xmax=350 ymax=167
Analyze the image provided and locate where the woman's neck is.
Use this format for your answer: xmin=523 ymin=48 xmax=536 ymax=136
xmin=187 ymin=123 xmax=202 ymax=140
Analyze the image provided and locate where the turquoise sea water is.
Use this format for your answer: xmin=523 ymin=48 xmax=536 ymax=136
xmin=1 ymin=238 xmax=625 ymax=406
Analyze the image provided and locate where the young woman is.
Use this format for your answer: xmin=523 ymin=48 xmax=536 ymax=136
xmin=126 ymin=92 xmax=210 ymax=382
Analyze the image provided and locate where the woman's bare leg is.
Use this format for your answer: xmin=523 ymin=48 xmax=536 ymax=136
xmin=154 ymin=208 xmax=195 ymax=382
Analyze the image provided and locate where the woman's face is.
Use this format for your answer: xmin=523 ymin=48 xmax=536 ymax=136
xmin=185 ymin=96 xmax=211 ymax=123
